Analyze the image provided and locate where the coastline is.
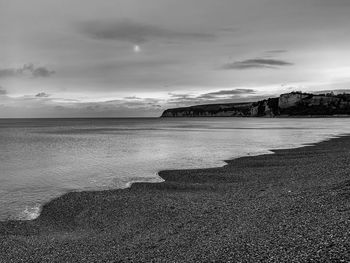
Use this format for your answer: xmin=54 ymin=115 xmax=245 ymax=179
xmin=1 ymin=136 xmax=350 ymax=262
xmin=160 ymin=115 xmax=350 ymax=118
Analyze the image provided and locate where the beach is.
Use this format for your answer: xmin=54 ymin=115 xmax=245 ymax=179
xmin=1 ymin=135 xmax=350 ymax=262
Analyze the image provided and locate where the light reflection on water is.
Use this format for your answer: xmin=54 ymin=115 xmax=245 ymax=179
xmin=0 ymin=117 xmax=349 ymax=220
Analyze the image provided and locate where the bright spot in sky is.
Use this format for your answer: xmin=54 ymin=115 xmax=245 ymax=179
xmin=133 ymin=45 xmax=141 ymax=53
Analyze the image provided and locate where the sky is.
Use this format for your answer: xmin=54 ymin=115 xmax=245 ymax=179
xmin=1 ymin=0 xmax=350 ymax=117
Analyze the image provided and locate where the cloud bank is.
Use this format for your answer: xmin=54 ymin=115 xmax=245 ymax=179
xmin=168 ymin=89 xmax=260 ymax=106
xmin=35 ymin=92 xmax=50 ymax=98
xmin=0 ymin=64 xmax=55 ymax=78
xmin=80 ymin=20 xmax=215 ymax=44
xmin=222 ymin=58 xmax=293 ymax=70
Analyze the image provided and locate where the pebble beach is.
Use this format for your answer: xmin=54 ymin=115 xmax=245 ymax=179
xmin=1 ymin=135 xmax=350 ymax=262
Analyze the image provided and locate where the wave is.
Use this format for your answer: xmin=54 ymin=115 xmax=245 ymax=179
xmin=19 ymin=204 xmax=41 ymax=220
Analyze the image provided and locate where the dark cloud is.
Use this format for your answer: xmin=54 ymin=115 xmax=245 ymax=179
xmin=80 ymin=20 xmax=215 ymax=44
xmin=202 ymin=89 xmax=255 ymax=96
xmin=123 ymin=96 xmax=143 ymax=100
xmin=313 ymin=89 xmax=350 ymax=95
xmin=101 ymin=97 xmax=162 ymax=110
xmin=32 ymin=67 xmax=55 ymax=77
xmin=0 ymin=64 xmax=55 ymax=78
xmin=168 ymin=93 xmax=193 ymax=99
xmin=0 ymin=95 xmax=162 ymax=118
xmin=0 ymin=69 xmax=18 ymax=78
xmin=197 ymin=89 xmax=255 ymax=100
xmin=266 ymin=50 xmax=288 ymax=54
xmin=222 ymin=58 xmax=293 ymax=70
xmin=167 ymin=89 xmax=259 ymax=106
xmin=0 ymin=87 xmax=7 ymax=95
xmin=35 ymin=92 xmax=50 ymax=98
xmin=219 ymin=27 xmax=237 ymax=33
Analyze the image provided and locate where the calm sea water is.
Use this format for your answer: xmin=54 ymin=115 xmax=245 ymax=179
xmin=0 ymin=117 xmax=349 ymax=220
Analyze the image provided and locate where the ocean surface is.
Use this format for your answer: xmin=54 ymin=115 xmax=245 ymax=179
xmin=0 ymin=117 xmax=349 ymax=220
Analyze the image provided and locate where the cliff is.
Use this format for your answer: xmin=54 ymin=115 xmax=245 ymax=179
xmin=161 ymin=103 xmax=253 ymax=117
xmin=161 ymin=92 xmax=350 ymax=117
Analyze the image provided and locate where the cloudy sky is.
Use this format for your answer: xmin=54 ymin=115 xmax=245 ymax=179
xmin=1 ymin=0 xmax=350 ymax=117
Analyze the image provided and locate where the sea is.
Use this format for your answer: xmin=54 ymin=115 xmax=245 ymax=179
xmin=0 ymin=117 xmax=349 ymax=220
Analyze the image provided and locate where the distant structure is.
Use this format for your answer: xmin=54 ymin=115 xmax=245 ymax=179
xmin=161 ymin=91 xmax=350 ymax=117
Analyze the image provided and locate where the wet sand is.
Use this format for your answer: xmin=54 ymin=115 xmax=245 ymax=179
xmin=1 ymin=136 xmax=350 ymax=262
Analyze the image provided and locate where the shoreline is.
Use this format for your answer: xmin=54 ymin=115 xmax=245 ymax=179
xmin=13 ymin=139 xmax=319 ymax=221
xmin=161 ymin=115 xmax=350 ymax=118
xmin=1 ymin=135 xmax=350 ymax=262
xmin=3 ymin=131 xmax=337 ymax=222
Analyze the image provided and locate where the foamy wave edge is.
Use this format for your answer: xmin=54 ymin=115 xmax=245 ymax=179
xmin=19 ymin=204 xmax=41 ymax=220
